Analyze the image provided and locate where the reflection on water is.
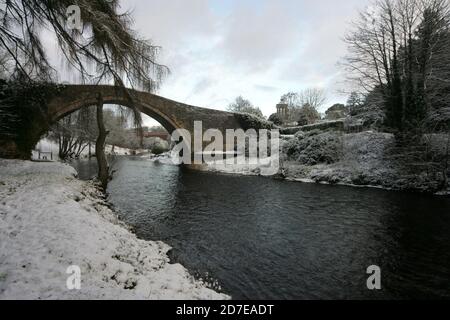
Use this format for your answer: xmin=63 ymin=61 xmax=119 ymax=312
xmin=72 ymin=157 xmax=450 ymax=299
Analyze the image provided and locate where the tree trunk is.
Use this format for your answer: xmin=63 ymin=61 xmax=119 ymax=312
xmin=444 ymin=133 xmax=450 ymax=190
xmin=95 ymin=96 xmax=109 ymax=191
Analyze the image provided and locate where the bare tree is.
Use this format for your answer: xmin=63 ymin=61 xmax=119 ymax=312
xmin=281 ymin=92 xmax=301 ymax=108
xmin=227 ymin=96 xmax=265 ymax=119
xmin=50 ymin=106 xmax=97 ymax=160
xmin=343 ymin=0 xmax=450 ymax=131
xmin=298 ymin=88 xmax=327 ymax=110
xmin=281 ymin=89 xmax=327 ymax=111
xmin=280 ymin=88 xmax=326 ymax=124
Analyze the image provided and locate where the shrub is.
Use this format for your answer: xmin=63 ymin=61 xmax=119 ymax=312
xmin=268 ymin=113 xmax=283 ymax=126
xmin=151 ymin=144 xmax=166 ymax=155
xmin=234 ymin=112 xmax=273 ymax=130
xmin=284 ymin=130 xmax=343 ymax=165
xmin=296 ymin=105 xmax=321 ymax=126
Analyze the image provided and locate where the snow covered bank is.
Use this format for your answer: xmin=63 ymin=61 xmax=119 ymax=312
xmin=140 ymin=131 xmax=449 ymax=194
xmin=141 ymin=152 xmax=276 ymax=176
xmin=142 ymin=152 xmax=178 ymax=166
xmin=282 ymin=131 xmax=449 ymax=194
xmin=0 ymin=160 xmax=228 ymax=300
xmin=202 ymin=155 xmax=280 ymax=176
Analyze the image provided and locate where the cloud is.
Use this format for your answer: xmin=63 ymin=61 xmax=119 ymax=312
xmin=51 ymin=0 xmax=374 ymax=124
xmin=254 ymin=84 xmax=279 ymax=92
xmin=125 ymin=0 xmax=216 ymax=47
xmin=217 ymin=0 xmax=304 ymax=72
xmin=189 ymin=76 xmax=217 ymax=96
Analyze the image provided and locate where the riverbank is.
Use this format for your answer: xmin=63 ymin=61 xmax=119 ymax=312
xmin=0 ymin=159 xmax=228 ymax=299
xmin=67 ymin=156 xmax=450 ymax=299
xmin=191 ymin=130 xmax=449 ymax=195
xmin=281 ymin=131 xmax=449 ymax=195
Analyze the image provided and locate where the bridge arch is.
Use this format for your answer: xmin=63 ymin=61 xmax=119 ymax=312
xmin=0 ymin=84 xmax=243 ymax=159
xmin=51 ymin=96 xmax=180 ymax=135
xmin=47 ymin=85 xmax=242 ymax=134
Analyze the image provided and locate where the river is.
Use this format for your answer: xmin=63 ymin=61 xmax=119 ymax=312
xmin=71 ymin=156 xmax=450 ymax=299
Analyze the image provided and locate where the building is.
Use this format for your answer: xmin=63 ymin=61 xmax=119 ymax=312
xmin=276 ymin=102 xmax=289 ymax=122
xmin=143 ymin=131 xmax=170 ymax=141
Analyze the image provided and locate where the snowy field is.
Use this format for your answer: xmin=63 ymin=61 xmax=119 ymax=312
xmin=0 ymin=160 xmax=228 ymax=300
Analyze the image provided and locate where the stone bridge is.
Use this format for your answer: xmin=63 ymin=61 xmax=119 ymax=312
xmin=48 ymin=85 xmax=241 ymax=136
xmin=0 ymin=84 xmax=245 ymax=159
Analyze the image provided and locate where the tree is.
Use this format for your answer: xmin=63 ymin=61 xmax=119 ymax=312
xmin=50 ymin=106 xmax=97 ymax=160
xmin=0 ymin=0 xmax=168 ymax=189
xmin=268 ymin=113 xmax=283 ymax=126
xmin=280 ymin=88 xmax=327 ymax=110
xmin=95 ymin=96 xmax=109 ymax=190
xmin=0 ymin=0 xmax=168 ymax=86
xmin=416 ymin=4 xmax=450 ymax=127
xmin=280 ymin=88 xmax=326 ymax=123
xmin=346 ymin=92 xmax=364 ymax=115
xmin=227 ymin=96 xmax=265 ymax=119
xmin=103 ymin=109 xmax=126 ymax=148
xmin=298 ymin=88 xmax=327 ymax=110
xmin=343 ymin=0 xmax=450 ymax=132
xmin=0 ymin=50 xmax=10 ymax=79
xmin=297 ymin=104 xmax=321 ymax=126
xmin=280 ymin=92 xmax=301 ymax=108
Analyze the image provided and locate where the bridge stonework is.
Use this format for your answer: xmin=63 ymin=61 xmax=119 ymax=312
xmin=0 ymin=85 xmax=243 ymax=159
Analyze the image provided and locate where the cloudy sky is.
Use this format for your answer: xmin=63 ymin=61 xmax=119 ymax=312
xmin=55 ymin=0 xmax=372 ymax=126
xmin=119 ymin=0 xmax=372 ymax=125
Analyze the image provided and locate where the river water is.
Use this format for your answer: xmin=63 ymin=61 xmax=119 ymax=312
xmin=71 ymin=156 xmax=450 ymax=299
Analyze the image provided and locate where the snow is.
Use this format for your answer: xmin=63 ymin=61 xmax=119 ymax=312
xmin=0 ymin=160 xmax=229 ymax=300
xmin=281 ymin=131 xmax=449 ymax=194
xmin=104 ymin=145 xmax=134 ymax=156
xmin=142 ymin=152 xmax=178 ymax=165
xmin=203 ymin=155 xmax=280 ymax=176
xmin=105 ymin=129 xmax=448 ymax=194
xmin=31 ymin=138 xmax=135 ymax=161
xmin=141 ymin=151 xmax=279 ymax=176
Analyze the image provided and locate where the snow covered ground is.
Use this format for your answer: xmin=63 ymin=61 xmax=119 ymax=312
xmin=142 ymin=152 xmax=177 ymax=165
xmin=142 ymin=152 xmax=281 ymax=177
xmin=141 ymin=131 xmax=448 ymax=193
xmin=281 ymin=131 xmax=450 ymax=194
xmin=32 ymin=138 xmax=135 ymax=161
xmin=203 ymin=155 xmax=280 ymax=177
xmin=0 ymin=160 xmax=229 ymax=300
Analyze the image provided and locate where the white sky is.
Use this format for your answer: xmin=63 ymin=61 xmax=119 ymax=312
xmin=49 ymin=0 xmax=372 ymax=127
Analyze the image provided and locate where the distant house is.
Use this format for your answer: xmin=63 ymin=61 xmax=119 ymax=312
xmin=325 ymin=104 xmax=348 ymax=120
xmin=143 ymin=131 xmax=170 ymax=141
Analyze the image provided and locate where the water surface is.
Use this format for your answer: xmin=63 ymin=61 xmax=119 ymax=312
xmin=72 ymin=157 xmax=450 ymax=299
